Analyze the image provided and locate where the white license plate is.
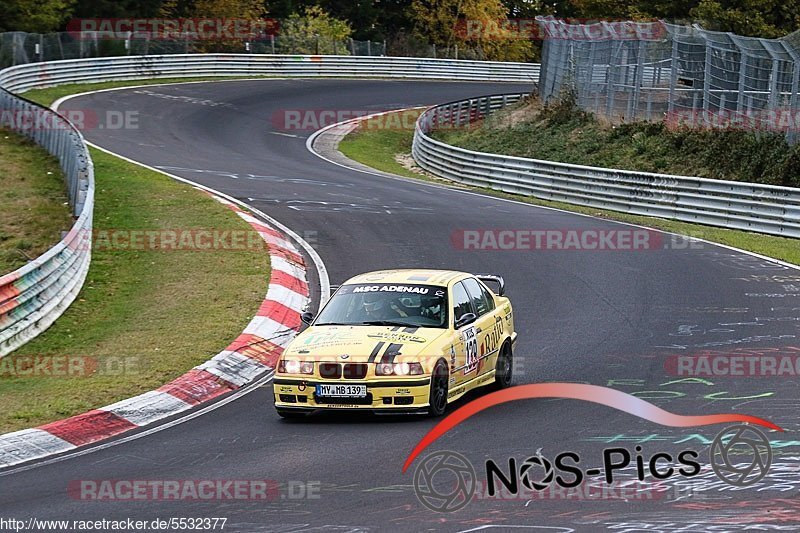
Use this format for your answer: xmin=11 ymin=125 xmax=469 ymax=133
xmin=316 ymin=384 xmax=367 ymax=398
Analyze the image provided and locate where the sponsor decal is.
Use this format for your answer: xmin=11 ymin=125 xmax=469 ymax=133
xmin=351 ymin=285 xmax=430 ymax=294
xmin=463 ymin=327 xmax=479 ymax=375
xmin=366 ymin=332 xmax=427 ymax=344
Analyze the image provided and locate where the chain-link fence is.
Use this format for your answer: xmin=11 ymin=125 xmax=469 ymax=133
xmin=0 ymin=31 xmax=501 ymax=69
xmin=0 ymin=31 xmax=390 ymax=68
xmin=537 ymin=16 xmax=800 ymax=143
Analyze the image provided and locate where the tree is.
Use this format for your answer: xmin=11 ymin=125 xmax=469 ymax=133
xmin=161 ymin=0 xmax=268 ymax=19
xmin=690 ymin=0 xmax=800 ymax=38
xmin=70 ymin=0 xmax=164 ymax=19
xmin=0 ymin=0 xmax=75 ymax=33
xmin=278 ymin=5 xmax=353 ymax=54
xmin=409 ymin=0 xmax=534 ymax=61
xmin=160 ymin=0 xmax=270 ymax=52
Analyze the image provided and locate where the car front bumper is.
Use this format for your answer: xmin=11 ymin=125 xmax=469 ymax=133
xmin=273 ymin=376 xmax=431 ymax=413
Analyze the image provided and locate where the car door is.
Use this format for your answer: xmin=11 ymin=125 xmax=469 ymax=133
xmin=449 ymin=280 xmax=479 ymax=389
xmin=462 ymin=277 xmax=504 ymax=383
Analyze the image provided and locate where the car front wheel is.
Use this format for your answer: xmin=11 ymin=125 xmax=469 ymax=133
xmin=492 ymin=341 xmax=513 ymax=390
xmin=427 ymin=361 xmax=449 ymax=417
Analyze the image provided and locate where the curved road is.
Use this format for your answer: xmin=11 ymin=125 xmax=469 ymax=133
xmin=2 ymin=79 xmax=799 ymax=531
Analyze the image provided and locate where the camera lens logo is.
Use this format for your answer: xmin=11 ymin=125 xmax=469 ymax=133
xmin=710 ymin=425 xmax=772 ymax=487
xmin=519 ymin=453 xmax=554 ymax=491
xmin=413 ymin=451 xmax=476 ymax=512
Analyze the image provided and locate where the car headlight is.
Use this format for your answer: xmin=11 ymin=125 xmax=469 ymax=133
xmin=376 ymin=362 xmax=424 ymax=376
xmin=279 ymin=359 xmax=314 ymax=375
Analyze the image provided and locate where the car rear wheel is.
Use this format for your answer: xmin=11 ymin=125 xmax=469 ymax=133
xmin=492 ymin=342 xmax=513 ymax=390
xmin=427 ymin=361 xmax=449 ymax=417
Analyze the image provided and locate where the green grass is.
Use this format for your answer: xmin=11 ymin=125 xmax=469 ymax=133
xmin=339 ymin=108 xmax=800 ymax=266
xmin=434 ymin=95 xmax=800 ymax=188
xmin=338 ymin=108 xmax=427 ymax=180
xmin=0 ymin=129 xmax=73 ymax=272
xmin=0 ymin=91 xmax=271 ymax=433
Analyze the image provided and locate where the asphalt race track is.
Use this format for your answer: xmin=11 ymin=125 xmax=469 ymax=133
xmin=2 ymin=79 xmax=800 ymax=531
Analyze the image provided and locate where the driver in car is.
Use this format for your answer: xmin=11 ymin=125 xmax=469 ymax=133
xmin=419 ymin=295 xmax=443 ymax=325
xmin=354 ymin=293 xmax=407 ymax=322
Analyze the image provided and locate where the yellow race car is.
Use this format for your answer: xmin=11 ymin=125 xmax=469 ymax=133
xmin=273 ymin=269 xmax=517 ymax=418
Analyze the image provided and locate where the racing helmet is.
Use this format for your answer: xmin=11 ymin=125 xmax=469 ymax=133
xmin=420 ymin=295 xmax=442 ymax=318
xmin=362 ymin=292 xmax=384 ymax=313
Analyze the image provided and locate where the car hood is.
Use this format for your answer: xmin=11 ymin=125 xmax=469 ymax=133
xmin=284 ymin=325 xmax=449 ymax=361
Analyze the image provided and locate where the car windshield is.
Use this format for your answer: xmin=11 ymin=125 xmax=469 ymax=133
xmin=315 ymin=283 xmax=448 ymax=328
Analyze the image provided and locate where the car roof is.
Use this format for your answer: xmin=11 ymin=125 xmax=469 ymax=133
xmin=343 ymin=269 xmax=470 ymax=287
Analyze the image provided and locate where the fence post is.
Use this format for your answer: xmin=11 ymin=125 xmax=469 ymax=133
xmin=271 ymin=34 xmax=275 ymax=54
xmin=668 ymin=33 xmax=678 ymax=115
xmin=735 ymin=38 xmax=747 ymax=113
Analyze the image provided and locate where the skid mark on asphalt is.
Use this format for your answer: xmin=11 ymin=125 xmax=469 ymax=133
xmin=132 ymin=89 xmax=235 ymax=108
xmin=249 ymin=198 xmax=435 ymax=214
xmin=154 ymin=166 xmax=348 ymax=187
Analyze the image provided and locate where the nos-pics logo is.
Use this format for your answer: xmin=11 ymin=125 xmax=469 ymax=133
xmin=413 ymin=425 xmax=772 ymax=513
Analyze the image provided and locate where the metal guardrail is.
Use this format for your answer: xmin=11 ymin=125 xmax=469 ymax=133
xmin=413 ymin=94 xmax=800 ymax=238
xmin=0 ymin=89 xmax=94 ymax=356
xmin=0 ymin=54 xmax=539 ymax=93
xmin=0 ymin=54 xmax=537 ymax=356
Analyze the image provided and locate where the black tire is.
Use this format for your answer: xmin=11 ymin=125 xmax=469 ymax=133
xmin=276 ymin=408 xmax=307 ymax=419
xmin=427 ymin=360 xmax=449 ymax=417
xmin=492 ymin=341 xmax=513 ymax=390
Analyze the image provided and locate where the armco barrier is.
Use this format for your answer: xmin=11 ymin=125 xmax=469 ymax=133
xmin=413 ymin=94 xmax=800 ymax=238
xmin=0 ymin=54 xmax=539 ymax=92
xmin=0 ymin=54 xmax=537 ymax=356
xmin=0 ymin=90 xmax=93 ymax=357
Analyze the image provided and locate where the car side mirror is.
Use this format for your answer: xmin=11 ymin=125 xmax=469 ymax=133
xmin=301 ymin=312 xmax=314 ymax=325
xmin=455 ymin=312 xmax=477 ymax=329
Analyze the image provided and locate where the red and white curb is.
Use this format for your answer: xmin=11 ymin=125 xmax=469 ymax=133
xmin=0 ymin=192 xmax=309 ymax=468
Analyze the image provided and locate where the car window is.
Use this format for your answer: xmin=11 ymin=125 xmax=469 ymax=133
xmin=463 ymin=277 xmax=494 ymax=316
xmin=451 ymin=282 xmax=474 ymax=324
xmin=315 ymin=283 xmax=448 ymax=328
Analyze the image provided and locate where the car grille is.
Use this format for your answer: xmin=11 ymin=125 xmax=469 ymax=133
xmin=318 ymin=363 xmax=368 ymax=379
xmin=343 ymin=363 xmax=368 ymax=379
xmin=319 ymin=363 xmax=342 ymax=379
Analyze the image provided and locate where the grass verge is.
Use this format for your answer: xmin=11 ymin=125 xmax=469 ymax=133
xmin=0 ymin=89 xmax=271 ymax=433
xmin=338 ymin=109 xmax=800 ymax=266
xmin=434 ymin=95 xmax=800 ymax=188
xmin=0 ymin=129 xmax=73 ymax=273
